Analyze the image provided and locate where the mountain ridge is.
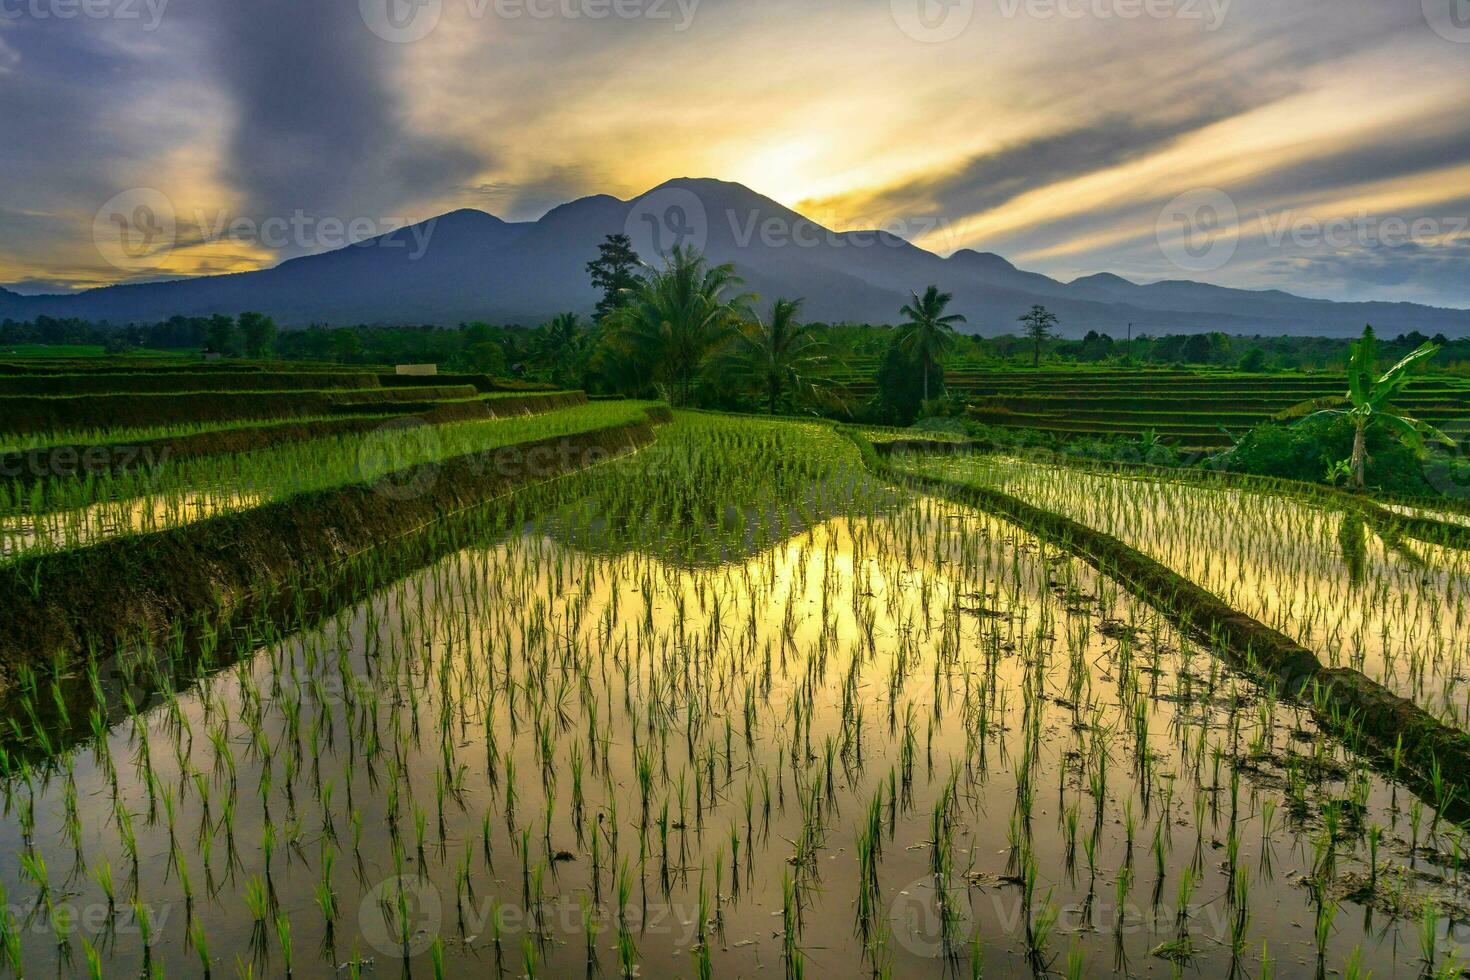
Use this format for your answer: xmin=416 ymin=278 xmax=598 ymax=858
xmin=4 ymin=177 xmax=1468 ymax=337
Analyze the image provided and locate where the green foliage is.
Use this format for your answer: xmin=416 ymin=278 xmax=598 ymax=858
xmin=1219 ymin=413 xmax=1432 ymax=493
xmin=205 ymin=315 xmax=237 ymax=356
xmin=896 ymin=286 xmax=964 ymax=401
xmin=1302 ymin=324 xmax=1450 ymax=487
xmin=603 ymin=246 xmax=752 ymax=406
xmin=238 ymin=312 xmax=277 ymax=358
xmin=1238 ymin=347 xmax=1268 ymax=372
xmin=717 ymin=299 xmax=838 ymax=415
xmin=586 ymin=234 xmax=645 ymax=321
xmin=874 ymin=336 xmax=943 ymax=426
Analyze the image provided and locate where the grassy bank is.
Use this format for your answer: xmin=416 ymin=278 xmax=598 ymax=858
xmin=0 ymin=403 xmax=668 ymax=688
xmin=856 ymin=429 xmax=1470 ymax=806
xmin=0 ymin=385 xmax=483 ymax=434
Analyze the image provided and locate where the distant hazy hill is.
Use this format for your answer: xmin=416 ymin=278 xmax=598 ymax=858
xmin=5 ymin=177 xmax=1468 ymax=336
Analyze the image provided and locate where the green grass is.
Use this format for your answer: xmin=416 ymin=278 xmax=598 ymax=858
xmin=549 ymin=411 xmax=887 ymax=564
xmin=0 ymin=385 xmax=486 ymax=435
xmin=0 ymin=345 xmax=192 ymax=359
xmin=1 ymin=401 xmax=657 ymax=561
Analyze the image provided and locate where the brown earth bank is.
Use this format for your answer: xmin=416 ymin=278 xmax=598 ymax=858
xmin=0 ymin=371 xmax=384 ymax=395
xmin=0 ymin=407 xmax=665 ymax=696
xmin=849 ymin=428 xmax=1470 ymax=813
xmin=0 ymin=386 xmax=489 ymax=434
xmin=0 ymin=391 xmax=589 ymax=485
xmin=871 ymin=436 xmax=1470 ymax=548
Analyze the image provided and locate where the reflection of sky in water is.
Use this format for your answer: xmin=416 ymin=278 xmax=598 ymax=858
xmin=0 ymin=499 xmax=1448 ymax=979
xmin=902 ymin=453 xmax=1470 ymax=727
xmin=0 ymin=488 xmax=261 ymax=558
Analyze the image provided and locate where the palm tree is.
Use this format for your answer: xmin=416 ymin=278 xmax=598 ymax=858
xmin=536 ymin=312 xmax=587 ymax=386
xmin=897 ymin=286 xmax=965 ymax=402
xmin=722 ymin=298 xmax=837 ymax=415
xmin=1307 ymin=325 xmax=1451 ymax=489
xmin=605 ymin=245 xmax=752 ymax=405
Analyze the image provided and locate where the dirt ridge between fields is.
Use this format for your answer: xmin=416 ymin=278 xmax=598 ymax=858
xmin=0 ymin=391 xmax=589 ymax=486
xmin=850 ymin=429 xmax=1470 ymax=805
xmin=0 ymin=408 xmax=663 ymax=693
xmin=873 ymin=436 xmax=1470 ymax=549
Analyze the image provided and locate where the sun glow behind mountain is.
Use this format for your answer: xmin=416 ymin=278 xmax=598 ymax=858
xmin=2 ymin=1 xmax=1469 ymax=307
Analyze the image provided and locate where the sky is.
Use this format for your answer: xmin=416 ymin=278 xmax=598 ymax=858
xmin=2 ymin=0 xmax=1469 ymax=307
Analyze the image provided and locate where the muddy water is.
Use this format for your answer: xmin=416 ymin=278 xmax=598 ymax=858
xmin=900 ymin=453 xmax=1470 ymax=730
xmin=0 ymin=489 xmax=262 ymax=558
xmin=0 ymin=499 xmax=1462 ymax=977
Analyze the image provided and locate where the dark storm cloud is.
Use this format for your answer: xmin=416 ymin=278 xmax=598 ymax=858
xmin=869 ymin=112 xmax=1241 ymax=220
xmin=199 ymin=0 xmax=487 ymax=227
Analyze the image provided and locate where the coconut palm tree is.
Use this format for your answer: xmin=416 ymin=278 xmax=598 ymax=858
xmin=605 ymin=245 xmax=752 ymax=405
xmin=1308 ymin=325 xmax=1451 ymax=489
xmin=721 ymin=298 xmax=839 ymax=415
xmin=536 ymin=312 xmax=588 ymax=387
xmin=897 ymin=286 xmax=965 ymax=403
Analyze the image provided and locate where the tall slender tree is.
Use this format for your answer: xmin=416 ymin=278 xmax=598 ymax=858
xmin=897 ymin=286 xmax=964 ymax=402
xmin=1018 ymin=305 xmax=1058 ymax=368
xmin=586 ymin=234 xmax=644 ymax=321
xmin=239 ymin=311 xmax=277 ymax=358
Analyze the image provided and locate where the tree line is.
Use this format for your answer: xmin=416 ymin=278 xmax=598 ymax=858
xmin=5 ymin=235 xmax=1467 ymax=426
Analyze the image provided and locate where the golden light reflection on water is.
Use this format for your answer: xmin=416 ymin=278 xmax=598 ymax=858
xmin=905 ymin=454 xmax=1470 ymax=726
xmin=0 ymin=489 xmax=262 ymax=558
xmin=0 ymin=496 xmax=1452 ymax=978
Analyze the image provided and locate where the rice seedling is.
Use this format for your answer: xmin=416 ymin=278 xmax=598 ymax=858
xmin=0 ymin=413 xmax=1459 ymax=978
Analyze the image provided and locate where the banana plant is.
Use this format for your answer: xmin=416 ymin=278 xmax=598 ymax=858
xmin=1306 ymin=326 xmax=1452 ymax=489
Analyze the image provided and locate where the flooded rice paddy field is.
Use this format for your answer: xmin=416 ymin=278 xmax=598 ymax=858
xmin=0 ymin=402 xmax=650 ymax=561
xmin=897 ymin=452 xmax=1470 ymax=731
xmin=3 ymin=416 xmax=1469 ymax=978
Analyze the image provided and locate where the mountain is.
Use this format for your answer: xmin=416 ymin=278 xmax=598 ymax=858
xmin=4 ymin=177 xmax=1468 ymax=336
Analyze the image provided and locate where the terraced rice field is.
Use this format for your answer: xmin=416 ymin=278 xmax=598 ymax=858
xmin=893 ymin=450 xmax=1470 ymax=728
xmin=2 ymin=364 xmax=1470 ymax=978
xmin=840 ymin=368 xmax=1470 ymax=449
